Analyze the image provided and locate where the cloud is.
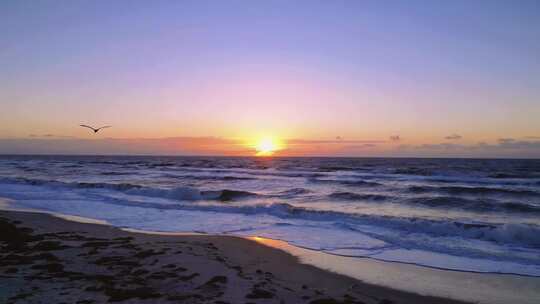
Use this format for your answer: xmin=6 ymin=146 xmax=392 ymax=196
xmin=445 ymin=134 xmax=462 ymax=140
xmin=498 ymin=138 xmax=515 ymax=144
xmin=277 ymin=138 xmax=383 ymax=156
xmin=411 ymin=140 xmax=540 ymax=151
xmin=343 ymin=144 xmax=377 ymax=149
xmin=286 ymin=139 xmax=384 ymax=145
xmin=3 ymin=136 xmax=539 ymax=158
xmin=524 ymin=136 xmax=540 ymax=140
xmin=418 ymin=143 xmax=463 ymax=150
xmin=496 ymin=139 xmax=540 ymax=149
xmin=0 ymin=136 xmax=385 ymax=156
xmin=389 ymin=135 xmax=400 ymax=142
xmin=28 ymin=134 xmax=75 ymax=139
xmin=395 ymin=139 xmax=540 ymax=158
xmin=0 ymin=137 xmax=244 ymax=156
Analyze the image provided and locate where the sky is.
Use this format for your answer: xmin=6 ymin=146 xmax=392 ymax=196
xmin=1 ymin=0 xmax=539 ymax=157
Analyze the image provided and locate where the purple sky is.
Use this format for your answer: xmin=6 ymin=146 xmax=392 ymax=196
xmin=1 ymin=1 xmax=539 ymax=157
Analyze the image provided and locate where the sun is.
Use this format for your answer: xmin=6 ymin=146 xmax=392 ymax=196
xmin=254 ymin=137 xmax=283 ymax=156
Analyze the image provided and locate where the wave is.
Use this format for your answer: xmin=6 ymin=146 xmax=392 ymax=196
xmin=60 ymin=164 xmax=84 ymax=168
xmin=272 ymin=188 xmax=313 ymax=197
xmin=125 ymin=186 xmax=204 ymax=201
xmin=85 ymin=160 xmax=148 ymax=166
xmin=148 ymin=162 xmax=176 ymax=168
xmin=0 ymin=177 xmax=259 ymax=202
xmin=328 ymin=192 xmax=389 ymax=201
xmin=393 ymin=167 xmax=433 ymax=176
xmin=76 ymin=182 xmax=143 ymax=191
xmin=170 ymin=167 xmax=326 ymax=179
xmin=35 ymin=192 xmax=539 ymax=248
xmin=317 ymin=166 xmax=357 ymax=172
xmin=405 ymin=196 xmax=540 ymax=213
xmin=309 ymin=178 xmax=382 ymax=187
xmin=489 ymin=173 xmax=540 ymax=179
xmin=407 ymin=175 xmax=540 ymax=187
xmin=0 ymin=177 xmax=144 ymax=192
xmin=15 ymin=166 xmax=47 ymax=173
xmin=201 ymin=189 xmax=259 ymax=201
xmin=162 ymin=173 xmax=256 ymax=181
xmin=3 ymin=173 xmax=540 ymax=248
xmin=249 ymin=205 xmax=540 ymax=248
xmin=408 ymin=185 xmax=539 ymax=197
xmin=100 ymin=171 xmax=133 ymax=176
xmin=498 ymin=202 xmax=540 ymax=213
xmin=126 ymin=187 xmax=259 ymax=202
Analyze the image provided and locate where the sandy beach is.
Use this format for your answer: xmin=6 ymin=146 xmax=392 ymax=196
xmin=0 ymin=210 xmax=472 ymax=304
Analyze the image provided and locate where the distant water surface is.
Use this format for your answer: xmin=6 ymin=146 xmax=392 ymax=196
xmin=1 ymin=155 xmax=539 ymax=275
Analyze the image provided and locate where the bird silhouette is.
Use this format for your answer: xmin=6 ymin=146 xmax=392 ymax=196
xmin=80 ymin=125 xmax=111 ymax=133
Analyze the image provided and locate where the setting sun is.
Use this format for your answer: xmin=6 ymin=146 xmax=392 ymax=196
xmin=254 ymin=137 xmax=283 ymax=156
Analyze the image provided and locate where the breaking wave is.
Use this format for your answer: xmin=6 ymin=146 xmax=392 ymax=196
xmin=408 ymin=185 xmax=539 ymax=197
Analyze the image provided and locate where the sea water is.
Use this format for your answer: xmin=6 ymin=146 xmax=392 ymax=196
xmin=0 ymin=155 xmax=539 ymax=276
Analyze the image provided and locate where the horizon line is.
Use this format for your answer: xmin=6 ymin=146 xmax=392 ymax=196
xmin=1 ymin=153 xmax=539 ymax=161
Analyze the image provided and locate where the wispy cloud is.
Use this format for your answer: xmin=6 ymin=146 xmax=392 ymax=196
xmin=287 ymin=139 xmax=384 ymax=145
xmin=445 ymin=134 xmax=462 ymax=140
xmin=418 ymin=143 xmax=462 ymax=150
xmin=0 ymin=136 xmax=384 ymax=156
xmin=28 ymin=134 xmax=75 ymax=139
xmin=342 ymin=144 xmax=377 ymax=149
xmin=497 ymin=139 xmax=540 ymax=149
xmin=2 ymin=136 xmax=539 ymax=158
xmin=396 ymin=139 xmax=540 ymax=158
xmin=498 ymin=138 xmax=515 ymax=144
xmin=0 ymin=137 xmax=244 ymax=156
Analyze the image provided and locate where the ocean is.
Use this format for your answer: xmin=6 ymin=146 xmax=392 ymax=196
xmin=1 ymin=155 xmax=539 ymax=276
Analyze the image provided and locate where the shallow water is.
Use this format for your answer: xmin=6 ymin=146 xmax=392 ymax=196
xmin=1 ymin=155 xmax=539 ymax=275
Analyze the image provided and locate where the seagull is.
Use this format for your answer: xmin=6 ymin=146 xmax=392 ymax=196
xmin=79 ymin=125 xmax=111 ymax=133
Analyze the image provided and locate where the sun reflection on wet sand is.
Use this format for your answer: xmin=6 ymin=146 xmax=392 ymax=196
xmin=248 ymin=236 xmax=540 ymax=304
xmin=250 ymin=236 xmax=285 ymax=247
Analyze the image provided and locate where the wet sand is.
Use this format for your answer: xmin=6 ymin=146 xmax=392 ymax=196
xmin=0 ymin=210 xmax=472 ymax=304
xmin=248 ymin=237 xmax=540 ymax=304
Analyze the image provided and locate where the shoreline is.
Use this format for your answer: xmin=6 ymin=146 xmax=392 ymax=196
xmin=0 ymin=208 xmax=539 ymax=303
xmin=5 ymin=201 xmax=538 ymax=279
xmin=124 ymin=228 xmax=540 ymax=278
xmin=4 ymin=198 xmax=539 ymax=279
xmin=1 ymin=209 xmax=473 ymax=304
xmin=122 ymin=229 xmax=540 ymax=304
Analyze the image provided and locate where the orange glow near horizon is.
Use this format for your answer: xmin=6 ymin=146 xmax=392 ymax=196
xmin=253 ymin=137 xmax=284 ymax=156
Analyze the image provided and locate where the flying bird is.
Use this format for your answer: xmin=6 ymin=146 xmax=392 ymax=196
xmin=79 ymin=125 xmax=111 ymax=133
